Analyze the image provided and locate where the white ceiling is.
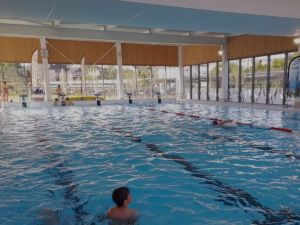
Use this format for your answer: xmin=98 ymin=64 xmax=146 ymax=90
xmin=123 ymin=0 xmax=300 ymax=19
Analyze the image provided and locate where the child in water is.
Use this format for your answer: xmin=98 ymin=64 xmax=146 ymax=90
xmin=65 ymin=97 xmax=74 ymax=106
xmin=53 ymin=98 xmax=59 ymax=106
xmin=107 ymin=187 xmax=138 ymax=225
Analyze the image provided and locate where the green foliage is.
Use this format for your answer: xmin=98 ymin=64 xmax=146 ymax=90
xmin=255 ymin=60 xmax=267 ymax=72
xmin=271 ymin=58 xmax=284 ymax=71
xmin=229 ymin=62 xmax=239 ymax=75
xmin=136 ymin=66 xmax=151 ymax=79
xmin=123 ymin=67 xmax=135 ymax=80
xmin=102 ymin=66 xmax=117 ymax=79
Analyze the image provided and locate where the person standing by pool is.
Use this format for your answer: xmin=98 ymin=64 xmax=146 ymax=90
xmin=107 ymin=187 xmax=138 ymax=224
xmin=56 ymin=85 xmax=63 ymax=97
xmin=2 ymin=81 xmax=9 ymax=102
xmin=56 ymin=84 xmax=65 ymax=104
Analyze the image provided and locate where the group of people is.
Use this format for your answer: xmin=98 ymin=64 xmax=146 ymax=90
xmin=0 ymin=82 xmax=75 ymax=106
xmin=53 ymin=97 xmax=74 ymax=106
xmin=53 ymin=85 xmax=74 ymax=106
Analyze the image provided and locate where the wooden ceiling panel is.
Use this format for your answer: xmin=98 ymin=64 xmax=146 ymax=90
xmin=47 ymin=39 xmax=116 ymax=65
xmin=122 ymin=43 xmax=178 ymax=66
xmin=228 ymin=35 xmax=297 ymax=59
xmin=183 ymin=45 xmax=221 ymax=65
xmin=0 ymin=37 xmax=39 ymax=63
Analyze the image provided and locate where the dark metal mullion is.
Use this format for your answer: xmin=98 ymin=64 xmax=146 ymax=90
xmin=283 ymin=52 xmax=288 ymax=105
xmin=216 ymin=62 xmax=219 ymax=101
xmin=227 ymin=61 xmax=230 ymax=102
xmin=190 ymin=65 xmax=193 ymax=100
xmin=102 ymin=65 xmax=105 ymax=98
xmin=198 ymin=65 xmax=201 ymax=100
xmin=251 ymin=57 xmax=255 ymax=104
xmin=150 ymin=66 xmax=154 ymax=99
xmin=238 ymin=59 xmax=242 ymax=103
xmin=134 ymin=65 xmax=138 ymax=99
xmin=207 ymin=64 xmax=209 ymax=101
xmin=164 ymin=66 xmax=167 ymax=98
xmin=266 ymin=55 xmax=271 ymax=104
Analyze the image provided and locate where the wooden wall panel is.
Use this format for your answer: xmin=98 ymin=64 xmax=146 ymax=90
xmin=122 ymin=43 xmax=178 ymax=66
xmin=183 ymin=45 xmax=221 ymax=65
xmin=0 ymin=37 xmax=39 ymax=63
xmin=47 ymin=39 xmax=116 ymax=65
xmin=228 ymin=35 xmax=297 ymax=59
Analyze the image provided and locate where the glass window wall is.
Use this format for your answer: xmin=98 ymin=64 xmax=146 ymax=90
xmin=254 ymin=56 xmax=268 ymax=104
xmin=286 ymin=52 xmax=298 ymax=105
xmin=209 ymin=63 xmax=217 ymax=101
xmin=0 ymin=62 xmax=31 ymax=101
xmin=269 ymin=54 xmax=285 ymax=104
xmin=152 ymin=66 xmax=166 ymax=98
xmin=136 ymin=66 xmax=152 ymax=99
xmin=165 ymin=67 xmax=177 ymax=98
xmin=229 ymin=60 xmax=239 ymax=102
xmin=241 ymin=58 xmax=253 ymax=103
xmin=123 ymin=66 xmax=137 ymax=98
xmin=184 ymin=66 xmax=190 ymax=99
xmin=191 ymin=65 xmax=199 ymax=100
xmin=200 ymin=64 xmax=208 ymax=100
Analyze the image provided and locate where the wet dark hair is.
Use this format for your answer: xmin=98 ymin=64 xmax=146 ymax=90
xmin=54 ymin=98 xmax=58 ymax=101
xmin=212 ymin=120 xmax=218 ymax=125
xmin=66 ymin=97 xmax=70 ymax=101
xmin=112 ymin=187 xmax=130 ymax=207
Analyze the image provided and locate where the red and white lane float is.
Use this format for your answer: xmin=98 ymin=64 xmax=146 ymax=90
xmin=145 ymin=108 xmax=294 ymax=134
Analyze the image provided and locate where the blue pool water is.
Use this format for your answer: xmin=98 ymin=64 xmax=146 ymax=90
xmin=0 ymin=102 xmax=300 ymax=225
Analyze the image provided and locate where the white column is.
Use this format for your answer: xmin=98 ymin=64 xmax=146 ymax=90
xmin=81 ymin=57 xmax=86 ymax=96
xmin=178 ymin=45 xmax=184 ymax=100
xmin=221 ymin=42 xmax=229 ymax=102
xmin=116 ymin=42 xmax=124 ymax=100
xmin=40 ymin=37 xmax=51 ymax=102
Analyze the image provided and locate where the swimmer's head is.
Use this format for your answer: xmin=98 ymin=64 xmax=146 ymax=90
xmin=212 ymin=120 xmax=218 ymax=125
xmin=54 ymin=98 xmax=58 ymax=102
xmin=66 ymin=97 xmax=70 ymax=101
xmin=112 ymin=187 xmax=131 ymax=207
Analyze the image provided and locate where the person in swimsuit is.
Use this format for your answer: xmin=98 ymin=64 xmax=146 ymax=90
xmin=2 ymin=81 xmax=9 ymax=102
xmin=107 ymin=187 xmax=138 ymax=224
xmin=56 ymin=85 xmax=63 ymax=97
xmin=212 ymin=119 xmax=237 ymax=127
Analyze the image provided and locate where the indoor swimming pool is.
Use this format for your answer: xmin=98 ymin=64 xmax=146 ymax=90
xmin=0 ymin=102 xmax=300 ymax=225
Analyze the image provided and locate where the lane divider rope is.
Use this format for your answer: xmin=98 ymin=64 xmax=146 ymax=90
xmin=146 ymin=108 xmax=293 ymax=134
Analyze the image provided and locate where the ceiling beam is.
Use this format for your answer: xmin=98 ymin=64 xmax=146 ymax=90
xmin=104 ymin=25 xmax=119 ymax=31
xmin=0 ymin=23 xmax=225 ymax=45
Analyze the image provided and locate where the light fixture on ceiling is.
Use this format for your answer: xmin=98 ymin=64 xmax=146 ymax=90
xmin=218 ymin=49 xmax=223 ymax=56
xmin=294 ymin=37 xmax=300 ymax=45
